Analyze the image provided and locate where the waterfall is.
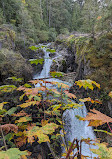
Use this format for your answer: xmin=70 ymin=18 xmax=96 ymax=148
xmin=63 ymin=105 xmax=97 ymax=157
xmin=33 ymin=44 xmax=97 ymax=158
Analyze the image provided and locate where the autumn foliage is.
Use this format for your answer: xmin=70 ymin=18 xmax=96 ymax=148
xmin=0 ymin=78 xmax=112 ymax=159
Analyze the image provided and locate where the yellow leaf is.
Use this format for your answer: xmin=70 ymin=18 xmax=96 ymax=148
xmin=15 ymin=117 xmax=32 ymax=123
xmin=75 ymin=79 xmax=100 ymax=90
xmin=25 ymin=123 xmax=58 ymax=144
xmin=19 ymin=93 xmax=26 ymax=101
xmin=36 ymin=130 xmax=50 ymax=144
xmin=91 ymin=142 xmax=112 ymax=159
xmin=52 ymin=104 xmax=61 ymax=111
xmin=21 ymin=155 xmax=27 ymax=159
xmin=109 ymin=91 xmax=112 ymax=98
xmin=0 ymin=102 xmax=8 ymax=110
xmin=57 ymin=82 xmax=69 ymax=89
xmin=79 ymin=97 xmax=102 ymax=104
xmin=41 ymin=119 xmax=49 ymax=126
xmin=40 ymin=123 xmax=58 ymax=134
xmin=18 ymin=101 xmax=36 ymax=108
xmin=88 ymin=120 xmax=103 ymax=127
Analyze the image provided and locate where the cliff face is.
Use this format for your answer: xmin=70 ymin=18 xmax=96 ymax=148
xmin=51 ymin=32 xmax=112 ymax=117
xmin=0 ymin=25 xmax=45 ymax=85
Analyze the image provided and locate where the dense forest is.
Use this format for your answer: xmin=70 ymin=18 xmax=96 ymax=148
xmin=0 ymin=0 xmax=112 ymax=159
xmin=0 ymin=0 xmax=112 ymax=43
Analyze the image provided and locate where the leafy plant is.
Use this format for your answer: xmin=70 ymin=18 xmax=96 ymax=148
xmin=0 ymin=78 xmax=112 ymax=158
xmin=0 ymin=148 xmax=27 ymax=159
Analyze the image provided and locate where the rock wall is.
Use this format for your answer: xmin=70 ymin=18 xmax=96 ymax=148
xmin=50 ymin=33 xmax=112 ymax=118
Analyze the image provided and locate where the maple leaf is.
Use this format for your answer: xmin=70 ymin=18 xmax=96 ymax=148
xmin=19 ymin=93 xmax=26 ymax=101
xmin=83 ymin=109 xmax=112 ymax=126
xmin=46 ymin=48 xmax=56 ymax=53
xmin=25 ymin=123 xmax=58 ymax=144
xmin=35 ymin=130 xmax=50 ymax=144
xmin=50 ymin=89 xmax=61 ymax=95
xmin=57 ymin=82 xmax=69 ymax=89
xmin=41 ymin=119 xmax=49 ymax=126
xmin=25 ymin=87 xmax=46 ymax=96
xmin=79 ymin=97 xmax=102 ymax=104
xmin=29 ymin=58 xmax=44 ymax=65
xmin=40 ymin=123 xmax=58 ymax=134
xmin=52 ymin=104 xmax=61 ymax=111
xmin=7 ymin=77 xmax=23 ymax=82
xmin=13 ymin=110 xmax=28 ymax=117
xmin=17 ymin=86 xmax=26 ymax=91
xmin=50 ymin=71 xmax=64 ymax=78
xmin=75 ymin=79 xmax=100 ymax=90
xmin=0 ymin=124 xmax=18 ymax=133
xmin=0 ymin=85 xmax=17 ymax=93
xmin=29 ymin=45 xmax=40 ymax=51
xmin=16 ymin=136 xmax=27 ymax=147
xmin=15 ymin=116 xmax=32 ymax=123
xmin=0 ymin=148 xmax=27 ymax=159
xmin=29 ymin=80 xmax=40 ymax=85
xmin=24 ymin=83 xmax=32 ymax=88
xmin=64 ymin=90 xmax=76 ymax=99
xmin=91 ymin=142 xmax=112 ymax=159
xmin=18 ymin=101 xmax=37 ymax=108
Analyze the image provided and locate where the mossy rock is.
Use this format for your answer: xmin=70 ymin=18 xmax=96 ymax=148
xmin=0 ymin=49 xmax=33 ymax=83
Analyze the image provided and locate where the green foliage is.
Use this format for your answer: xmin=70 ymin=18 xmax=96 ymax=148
xmin=5 ymin=107 xmax=18 ymax=116
xmin=29 ymin=58 xmax=44 ymax=65
xmin=24 ymin=83 xmax=32 ymax=88
xmin=91 ymin=142 xmax=112 ymax=159
xmin=50 ymin=71 xmax=64 ymax=78
xmin=0 ymin=85 xmax=17 ymax=93
xmin=0 ymin=148 xmax=27 ymax=159
xmin=29 ymin=46 xmax=41 ymax=51
xmin=7 ymin=77 xmax=23 ymax=82
xmin=75 ymin=79 xmax=100 ymax=90
xmin=48 ymin=28 xmax=57 ymax=41
xmin=46 ymin=48 xmax=56 ymax=53
xmin=0 ymin=79 xmax=112 ymax=158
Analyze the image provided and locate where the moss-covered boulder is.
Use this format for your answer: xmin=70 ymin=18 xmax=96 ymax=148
xmin=0 ymin=49 xmax=33 ymax=84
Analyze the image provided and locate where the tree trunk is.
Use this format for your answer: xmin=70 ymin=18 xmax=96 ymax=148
xmin=49 ymin=0 xmax=51 ymax=28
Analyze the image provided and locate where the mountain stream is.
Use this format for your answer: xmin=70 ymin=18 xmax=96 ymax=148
xmin=33 ymin=44 xmax=97 ymax=158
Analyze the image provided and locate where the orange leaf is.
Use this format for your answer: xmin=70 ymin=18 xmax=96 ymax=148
xmin=79 ymin=97 xmax=102 ymax=104
xmin=97 ymin=16 xmax=102 ymax=20
xmin=18 ymin=101 xmax=37 ymax=108
xmin=13 ymin=110 xmax=29 ymax=117
xmin=64 ymin=90 xmax=76 ymax=99
xmin=0 ymin=124 xmax=18 ymax=133
xmin=16 ymin=136 xmax=27 ymax=147
xmin=88 ymin=120 xmax=103 ymax=127
xmin=29 ymin=80 xmax=40 ymax=84
xmin=83 ymin=109 xmax=112 ymax=126
xmin=51 ymin=89 xmax=60 ymax=95
xmin=41 ymin=119 xmax=49 ymax=126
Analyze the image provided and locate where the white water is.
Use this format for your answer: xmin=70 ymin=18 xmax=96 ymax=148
xmin=33 ymin=44 xmax=97 ymax=158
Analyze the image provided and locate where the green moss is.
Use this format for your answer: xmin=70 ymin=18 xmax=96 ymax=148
xmin=0 ymin=49 xmax=33 ymax=82
xmin=84 ymin=33 xmax=112 ymax=91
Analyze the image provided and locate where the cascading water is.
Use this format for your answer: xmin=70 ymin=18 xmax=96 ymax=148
xmin=33 ymin=44 xmax=97 ymax=158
